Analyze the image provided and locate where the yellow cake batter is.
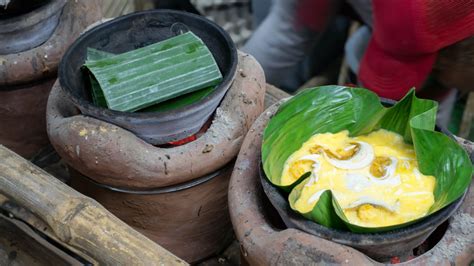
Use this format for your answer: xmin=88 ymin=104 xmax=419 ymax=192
xmin=283 ymin=129 xmax=435 ymax=227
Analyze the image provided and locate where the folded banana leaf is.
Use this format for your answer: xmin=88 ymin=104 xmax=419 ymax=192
xmin=84 ymin=32 xmax=222 ymax=112
xmin=86 ymin=48 xmax=111 ymax=107
xmin=85 ymin=46 xmax=216 ymax=112
xmin=262 ymin=86 xmax=472 ymax=233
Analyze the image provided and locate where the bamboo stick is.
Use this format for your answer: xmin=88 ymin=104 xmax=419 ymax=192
xmin=0 ymin=145 xmax=187 ymax=266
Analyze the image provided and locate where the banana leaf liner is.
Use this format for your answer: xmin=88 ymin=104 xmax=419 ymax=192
xmin=261 ymin=86 xmax=473 ymax=233
xmin=83 ymin=32 xmax=222 ymax=112
xmin=84 ymin=48 xmax=216 ymax=112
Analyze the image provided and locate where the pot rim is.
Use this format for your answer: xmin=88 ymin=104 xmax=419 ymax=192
xmin=59 ymin=9 xmax=238 ymax=121
xmin=0 ymin=0 xmax=66 ymax=32
xmin=72 ymin=161 xmax=234 ymax=195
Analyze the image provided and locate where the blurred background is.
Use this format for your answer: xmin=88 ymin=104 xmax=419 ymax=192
xmin=4 ymin=0 xmax=467 ymax=138
xmin=100 ymin=0 xmax=473 ymax=140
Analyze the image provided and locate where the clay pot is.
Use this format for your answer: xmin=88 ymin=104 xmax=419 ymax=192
xmin=69 ymin=164 xmax=234 ymax=263
xmin=258 ymin=98 xmax=466 ymax=261
xmin=59 ymin=9 xmax=238 ymax=145
xmin=0 ymin=79 xmax=55 ymax=158
xmin=229 ymin=101 xmax=474 ymax=265
xmin=0 ymin=0 xmax=102 ymax=158
xmin=47 ymin=53 xmax=265 ymax=263
xmin=0 ymin=0 xmax=66 ymax=54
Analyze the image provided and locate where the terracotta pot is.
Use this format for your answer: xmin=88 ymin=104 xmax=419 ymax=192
xmin=259 ymin=98 xmax=466 ymax=262
xmin=0 ymin=79 xmax=54 ymax=158
xmin=47 ymin=52 xmax=266 ymax=263
xmin=0 ymin=0 xmax=102 ymax=158
xmin=59 ymin=9 xmax=238 ymax=145
xmin=229 ymin=101 xmax=474 ymax=265
xmin=70 ymin=164 xmax=234 ymax=263
xmin=0 ymin=0 xmax=66 ymax=54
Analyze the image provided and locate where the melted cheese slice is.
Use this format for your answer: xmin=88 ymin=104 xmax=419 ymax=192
xmin=283 ymin=129 xmax=435 ymax=227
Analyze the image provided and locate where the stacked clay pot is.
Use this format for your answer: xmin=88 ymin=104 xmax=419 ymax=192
xmin=229 ymin=101 xmax=474 ymax=265
xmin=0 ymin=0 xmax=102 ymax=158
xmin=47 ymin=53 xmax=265 ymax=263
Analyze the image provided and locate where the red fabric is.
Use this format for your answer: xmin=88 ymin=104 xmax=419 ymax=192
xmin=295 ymin=0 xmax=333 ymax=31
xmin=359 ymin=0 xmax=474 ymax=100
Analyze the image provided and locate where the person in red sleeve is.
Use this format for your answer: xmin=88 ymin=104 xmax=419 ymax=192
xmin=359 ymin=0 xmax=474 ymax=101
xmin=246 ymin=0 xmax=473 ymax=127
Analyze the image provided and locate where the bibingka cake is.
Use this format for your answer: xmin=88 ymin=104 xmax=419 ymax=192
xmin=284 ymin=129 xmax=435 ymax=227
xmin=261 ymin=86 xmax=472 ymax=233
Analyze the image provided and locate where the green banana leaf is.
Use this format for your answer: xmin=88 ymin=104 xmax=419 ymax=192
xmin=84 ymin=48 xmax=216 ymax=112
xmin=262 ymin=86 xmax=472 ymax=233
xmin=84 ymin=32 xmax=222 ymax=112
xmin=86 ymin=48 xmax=110 ymax=107
xmin=90 ymin=77 xmax=107 ymax=107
